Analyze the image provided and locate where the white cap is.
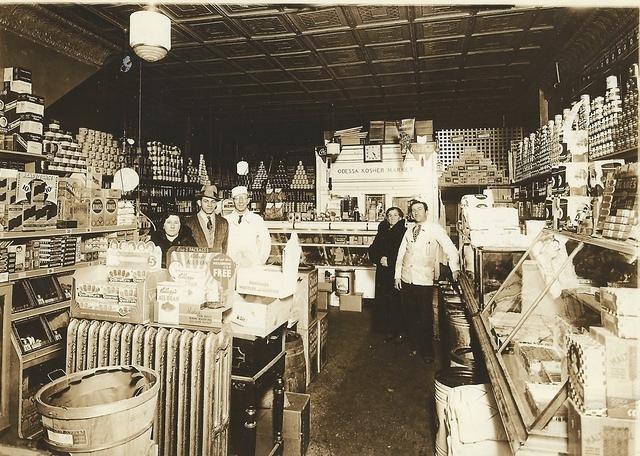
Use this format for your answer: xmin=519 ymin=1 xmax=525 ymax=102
xmin=231 ymin=186 xmax=248 ymax=198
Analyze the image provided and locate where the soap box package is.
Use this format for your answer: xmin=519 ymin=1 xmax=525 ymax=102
xmin=16 ymin=172 xmax=58 ymax=204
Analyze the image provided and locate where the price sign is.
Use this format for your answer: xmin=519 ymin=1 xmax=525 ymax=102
xmin=0 ymin=272 xmax=8 ymax=283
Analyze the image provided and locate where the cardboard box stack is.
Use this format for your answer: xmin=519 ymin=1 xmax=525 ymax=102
xmin=565 ymin=288 xmax=639 ymax=455
xmin=0 ymin=169 xmax=58 ymax=232
xmin=42 ymin=121 xmax=86 ymax=174
xmin=0 ymin=67 xmax=44 ymax=155
xmin=439 ymin=147 xmax=506 ymax=186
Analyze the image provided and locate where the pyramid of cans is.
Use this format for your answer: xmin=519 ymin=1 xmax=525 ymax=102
xmin=42 ymin=120 xmax=86 ymax=173
xmin=76 ymin=127 xmax=125 ymax=176
xmin=290 ymin=161 xmax=313 ymax=189
xmin=146 ymin=141 xmax=183 ymax=182
xmin=251 ymin=161 xmax=268 ymax=189
xmin=270 ymin=160 xmax=289 ymax=189
xmin=185 ymin=156 xmax=199 ymax=183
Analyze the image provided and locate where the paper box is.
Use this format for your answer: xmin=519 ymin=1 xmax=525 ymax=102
xmin=590 ymin=326 xmax=640 ymax=419
xmin=318 ymin=281 xmax=332 ymax=292
xmin=298 ymin=325 xmax=318 ymax=386
xmin=568 ymin=401 xmax=637 ymax=456
xmin=236 ymin=265 xmax=297 ymax=299
xmin=89 ymin=196 xmax=105 ymax=227
xmin=339 ymin=292 xmax=363 ymax=312
xmin=155 ymin=281 xmax=228 ymax=328
xmin=601 ymin=308 xmax=639 ymax=340
xmin=16 ymin=172 xmax=58 ymax=204
xmin=228 ymin=291 xmax=292 ymax=337
xmin=257 ymin=392 xmax=310 ymax=456
xmin=292 ymin=269 xmax=318 ymax=329
xmin=600 ymin=287 xmax=640 ymax=316
xmin=317 ymin=311 xmax=328 ymax=373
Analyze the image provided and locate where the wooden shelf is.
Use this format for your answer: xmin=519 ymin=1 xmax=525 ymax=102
xmin=0 ymin=225 xmax=136 ymax=240
xmin=11 ymin=300 xmax=71 ymax=321
xmin=556 ymin=230 xmax=638 ymax=256
xmin=4 ymin=260 xmax=102 ymax=283
xmin=22 ymin=342 xmax=64 ymax=369
xmin=590 ymin=146 xmax=638 ymax=161
xmin=274 ymin=243 xmax=371 ymax=248
xmin=0 ymin=150 xmax=46 ymax=162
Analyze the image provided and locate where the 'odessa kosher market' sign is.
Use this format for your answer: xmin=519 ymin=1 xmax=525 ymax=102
xmin=331 ymin=161 xmax=423 ymax=183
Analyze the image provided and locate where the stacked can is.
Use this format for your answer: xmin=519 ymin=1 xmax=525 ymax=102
xmin=566 ymin=333 xmax=607 ymax=416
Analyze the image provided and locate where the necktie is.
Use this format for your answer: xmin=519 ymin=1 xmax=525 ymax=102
xmin=207 ymin=216 xmax=213 ymax=231
xmin=412 ymin=224 xmax=420 ymax=241
xmin=238 ymin=215 xmax=243 ymax=224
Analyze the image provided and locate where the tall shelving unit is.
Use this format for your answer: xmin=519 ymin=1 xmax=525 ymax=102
xmin=0 ymin=149 xmax=138 ymax=440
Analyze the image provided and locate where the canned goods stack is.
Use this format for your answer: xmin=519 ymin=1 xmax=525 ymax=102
xmin=76 ymin=127 xmax=125 ymax=176
xmin=566 ymin=333 xmax=607 ymax=415
xmin=146 ymin=141 xmax=183 ymax=182
xmin=588 ymin=75 xmax=622 ymax=159
xmin=42 ymin=121 xmax=86 ymax=174
xmin=613 ymin=63 xmax=639 ymax=152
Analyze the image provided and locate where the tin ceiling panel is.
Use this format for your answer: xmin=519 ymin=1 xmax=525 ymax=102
xmin=302 ymin=80 xmax=339 ymax=92
xmin=372 ymin=60 xmax=414 ymax=74
xmin=232 ymin=56 xmax=278 ymax=71
xmin=421 ymin=70 xmax=460 ymax=83
xmin=420 ymin=39 xmax=464 ymax=57
xmin=468 ymin=32 xmax=519 ymax=53
xmin=473 ymin=12 xmax=529 ymax=35
xmin=464 ymin=51 xmax=515 ymax=67
xmin=378 ymin=73 xmax=415 ymax=86
xmin=291 ymin=68 xmax=332 ymax=81
xmin=366 ymin=43 xmax=413 ymax=61
xmin=217 ymin=4 xmax=278 ymax=17
xmin=307 ymin=31 xmax=357 ymax=49
xmin=188 ymin=20 xmax=240 ymax=41
xmin=321 ymin=48 xmax=365 ymax=65
xmin=291 ymin=8 xmax=348 ymax=31
xmin=161 ymin=4 xmax=219 ymax=21
xmin=519 ymin=28 xmax=556 ymax=49
xmin=338 ymin=76 xmax=377 ymax=89
xmin=171 ymin=45 xmax=217 ymax=62
xmin=238 ymin=15 xmax=291 ymax=36
xmin=170 ymin=26 xmax=193 ymax=46
xmin=275 ymin=52 xmax=322 ymax=69
xmin=417 ymin=19 xmax=470 ymax=40
xmin=260 ymin=37 xmax=306 ymax=54
xmin=215 ymin=40 xmax=262 ymax=57
xmin=351 ymin=5 xmax=407 ymax=25
xmin=359 ymin=25 xmax=411 ymax=44
xmin=194 ymin=60 xmax=236 ymax=75
xmin=331 ymin=63 xmax=370 ymax=79
xmin=414 ymin=6 xmax=472 ymax=21
xmin=263 ymin=81 xmax=299 ymax=91
xmin=252 ymin=71 xmax=292 ymax=84
xmin=419 ymin=56 xmax=462 ymax=71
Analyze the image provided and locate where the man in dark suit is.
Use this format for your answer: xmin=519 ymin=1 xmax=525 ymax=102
xmin=182 ymin=184 xmax=229 ymax=252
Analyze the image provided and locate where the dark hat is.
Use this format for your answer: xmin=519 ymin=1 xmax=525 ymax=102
xmin=198 ymin=184 xmax=220 ymax=200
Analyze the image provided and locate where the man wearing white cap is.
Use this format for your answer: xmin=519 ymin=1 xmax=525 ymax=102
xmin=224 ymin=186 xmax=271 ymax=267
xmin=183 ymin=184 xmax=229 ymax=251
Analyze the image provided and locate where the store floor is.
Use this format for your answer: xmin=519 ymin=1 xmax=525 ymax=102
xmin=307 ymin=303 xmax=437 ymax=456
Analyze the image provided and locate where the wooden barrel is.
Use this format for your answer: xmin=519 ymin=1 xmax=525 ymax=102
xmin=35 ymin=365 xmax=159 ymax=455
xmin=284 ymin=330 xmax=307 ymax=393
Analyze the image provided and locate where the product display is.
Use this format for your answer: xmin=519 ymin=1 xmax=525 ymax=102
xmin=76 ymin=127 xmax=124 ymax=176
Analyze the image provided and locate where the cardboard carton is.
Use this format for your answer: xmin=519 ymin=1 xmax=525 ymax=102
xmin=339 ymin=292 xmax=363 ymax=312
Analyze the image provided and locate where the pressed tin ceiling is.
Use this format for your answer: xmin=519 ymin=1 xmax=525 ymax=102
xmin=29 ymin=4 xmax=639 ymax=127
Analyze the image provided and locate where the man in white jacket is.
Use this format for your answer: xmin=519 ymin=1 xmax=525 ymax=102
xmin=395 ymin=200 xmax=460 ymax=362
xmin=224 ymin=186 xmax=271 ymax=267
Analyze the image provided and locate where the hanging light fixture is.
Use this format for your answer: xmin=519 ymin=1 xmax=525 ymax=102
xmin=129 ymin=9 xmax=171 ymax=62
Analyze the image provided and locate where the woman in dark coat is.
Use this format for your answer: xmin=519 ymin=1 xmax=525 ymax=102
xmin=368 ymin=207 xmax=407 ymax=340
xmin=150 ymin=213 xmax=197 ymax=267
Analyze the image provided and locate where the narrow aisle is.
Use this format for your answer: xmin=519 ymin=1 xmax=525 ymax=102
xmin=308 ymin=304 xmax=437 ymax=456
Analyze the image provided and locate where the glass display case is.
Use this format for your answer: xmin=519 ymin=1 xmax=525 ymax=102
xmin=460 ymin=228 xmax=638 ymax=454
xmin=268 ymin=225 xmax=376 ymax=268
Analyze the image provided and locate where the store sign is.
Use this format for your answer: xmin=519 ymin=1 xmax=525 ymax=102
xmin=331 ymin=161 xmax=423 ymax=183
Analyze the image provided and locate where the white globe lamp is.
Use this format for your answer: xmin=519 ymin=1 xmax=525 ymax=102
xmin=129 ymin=10 xmax=171 ymax=62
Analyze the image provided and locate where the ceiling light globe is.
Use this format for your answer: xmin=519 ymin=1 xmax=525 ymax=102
xmin=129 ymin=10 xmax=171 ymax=62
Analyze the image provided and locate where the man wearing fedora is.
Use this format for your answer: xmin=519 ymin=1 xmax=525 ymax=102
xmin=224 ymin=185 xmax=271 ymax=267
xmin=183 ymin=184 xmax=229 ymax=252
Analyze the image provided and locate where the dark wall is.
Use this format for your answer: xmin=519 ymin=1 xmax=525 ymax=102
xmin=0 ymin=29 xmax=97 ymax=106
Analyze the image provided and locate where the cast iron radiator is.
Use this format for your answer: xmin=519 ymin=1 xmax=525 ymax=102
xmin=66 ymin=319 xmax=231 ymax=456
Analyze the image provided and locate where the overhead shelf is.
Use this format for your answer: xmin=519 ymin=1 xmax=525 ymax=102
xmin=0 ymin=225 xmax=137 ymax=240
xmin=556 ymin=230 xmax=638 ymax=257
xmin=4 ymin=260 xmax=102 ymax=283
xmin=0 ymin=149 xmax=47 ymax=162
xmin=11 ymin=300 xmax=71 ymax=321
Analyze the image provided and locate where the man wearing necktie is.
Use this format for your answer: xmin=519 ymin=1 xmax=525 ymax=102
xmin=182 ymin=184 xmax=229 ymax=252
xmin=224 ymin=186 xmax=271 ymax=267
xmin=394 ymin=201 xmax=460 ymax=363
